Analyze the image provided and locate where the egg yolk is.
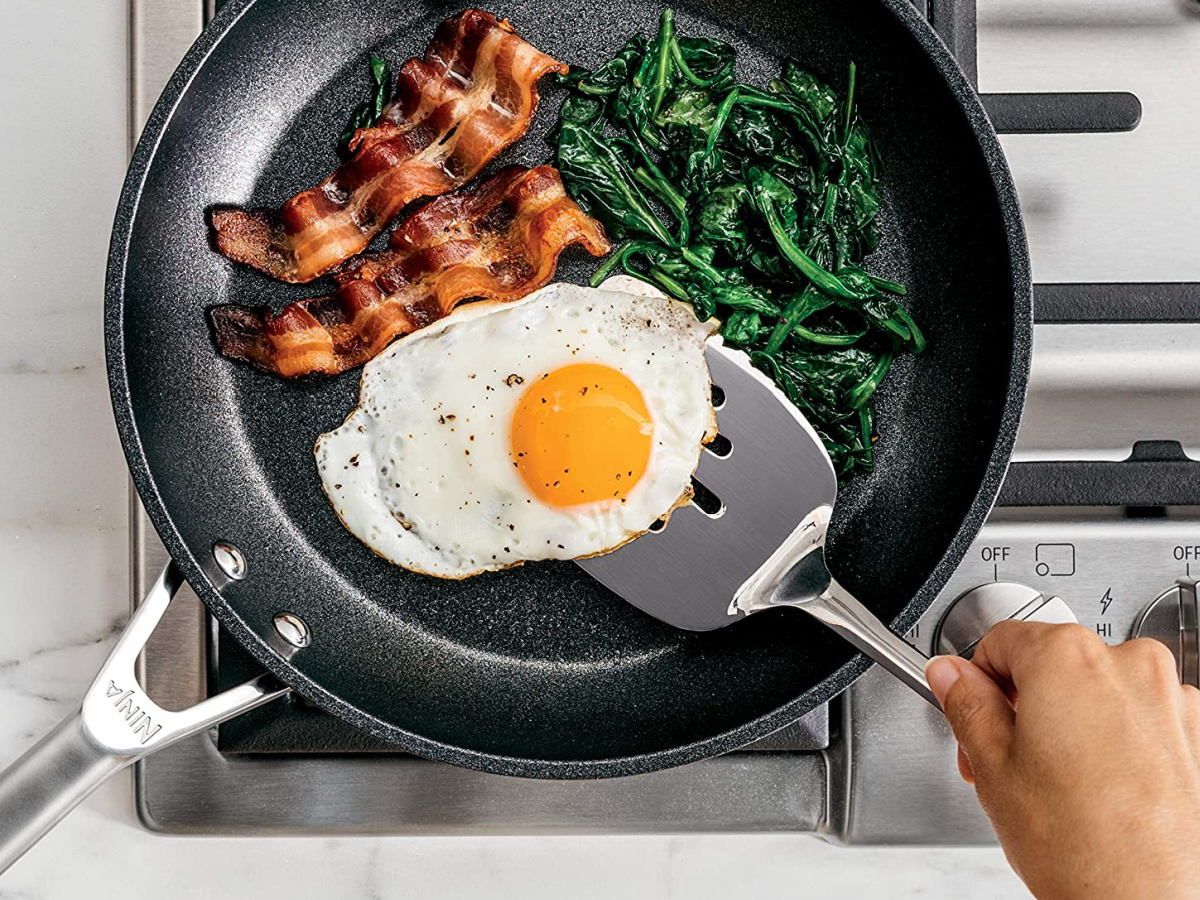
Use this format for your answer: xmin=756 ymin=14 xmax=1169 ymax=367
xmin=511 ymin=363 xmax=653 ymax=507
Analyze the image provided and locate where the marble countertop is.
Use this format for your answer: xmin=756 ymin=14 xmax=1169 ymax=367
xmin=18 ymin=0 xmax=1199 ymax=895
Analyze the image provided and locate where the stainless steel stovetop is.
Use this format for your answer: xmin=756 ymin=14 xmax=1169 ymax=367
xmin=129 ymin=0 xmax=1200 ymax=843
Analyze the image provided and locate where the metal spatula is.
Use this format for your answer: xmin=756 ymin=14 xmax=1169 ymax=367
xmin=578 ymin=340 xmax=937 ymax=706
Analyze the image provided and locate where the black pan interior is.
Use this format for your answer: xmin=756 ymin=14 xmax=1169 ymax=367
xmin=107 ymin=0 xmax=1029 ymax=777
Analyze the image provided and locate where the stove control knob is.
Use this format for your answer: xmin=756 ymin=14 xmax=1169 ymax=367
xmin=1131 ymin=580 xmax=1199 ymax=688
xmin=933 ymin=582 xmax=1078 ymax=659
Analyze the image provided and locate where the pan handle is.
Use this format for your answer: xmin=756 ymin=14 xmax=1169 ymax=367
xmin=0 ymin=563 xmax=288 ymax=875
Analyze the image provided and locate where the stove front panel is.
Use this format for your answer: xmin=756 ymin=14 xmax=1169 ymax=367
xmin=838 ymin=509 xmax=1200 ymax=844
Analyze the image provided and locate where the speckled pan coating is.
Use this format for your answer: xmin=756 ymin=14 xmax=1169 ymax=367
xmin=105 ymin=0 xmax=1031 ymax=779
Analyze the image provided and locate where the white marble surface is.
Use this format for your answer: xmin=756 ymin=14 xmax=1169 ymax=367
xmin=7 ymin=0 xmax=1198 ymax=896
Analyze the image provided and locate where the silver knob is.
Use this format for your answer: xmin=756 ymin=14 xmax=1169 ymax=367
xmin=1131 ymin=580 xmax=1199 ymax=687
xmin=934 ymin=582 xmax=1078 ymax=658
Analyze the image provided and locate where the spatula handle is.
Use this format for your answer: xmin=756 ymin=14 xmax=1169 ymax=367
xmin=802 ymin=581 xmax=938 ymax=708
xmin=733 ymin=517 xmax=939 ymax=707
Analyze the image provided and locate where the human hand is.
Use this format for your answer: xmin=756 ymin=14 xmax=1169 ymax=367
xmin=926 ymin=622 xmax=1200 ymax=900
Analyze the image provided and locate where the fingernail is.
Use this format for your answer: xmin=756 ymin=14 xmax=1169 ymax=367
xmin=925 ymin=656 xmax=963 ymax=705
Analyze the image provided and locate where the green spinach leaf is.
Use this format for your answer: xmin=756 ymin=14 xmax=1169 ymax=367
xmin=554 ymin=14 xmax=921 ymax=481
xmin=338 ymin=53 xmax=391 ymax=159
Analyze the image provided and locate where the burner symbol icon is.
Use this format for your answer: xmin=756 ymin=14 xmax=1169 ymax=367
xmin=1035 ymin=543 xmax=1076 ymax=577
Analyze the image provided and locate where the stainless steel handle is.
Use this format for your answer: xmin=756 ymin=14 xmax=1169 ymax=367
xmin=800 ymin=579 xmax=938 ymax=708
xmin=0 ymin=563 xmax=288 ymax=874
xmin=0 ymin=713 xmax=123 ymax=871
xmin=735 ymin=512 xmax=938 ymax=709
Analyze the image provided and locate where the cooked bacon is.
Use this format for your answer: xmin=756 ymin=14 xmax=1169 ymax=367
xmin=210 ymin=10 xmax=566 ymax=283
xmin=209 ymin=166 xmax=610 ymax=377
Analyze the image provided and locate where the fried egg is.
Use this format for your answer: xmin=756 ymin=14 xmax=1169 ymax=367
xmin=315 ymin=277 xmax=717 ymax=578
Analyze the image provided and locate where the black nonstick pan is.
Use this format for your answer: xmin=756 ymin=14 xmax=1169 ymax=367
xmin=0 ymin=0 xmax=1029 ymax=870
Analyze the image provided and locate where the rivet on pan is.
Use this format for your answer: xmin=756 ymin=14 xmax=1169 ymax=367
xmin=273 ymin=613 xmax=311 ymax=648
xmin=212 ymin=541 xmax=247 ymax=580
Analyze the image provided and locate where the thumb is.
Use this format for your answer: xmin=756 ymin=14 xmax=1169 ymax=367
xmin=926 ymin=655 xmax=1015 ymax=783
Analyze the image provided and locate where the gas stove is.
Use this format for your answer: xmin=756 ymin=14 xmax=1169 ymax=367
xmin=129 ymin=0 xmax=1200 ymax=843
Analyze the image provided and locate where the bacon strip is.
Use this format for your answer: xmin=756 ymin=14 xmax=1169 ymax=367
xmin=209 ymin=166 xmax=610 ymax=377
xmin=210 ymin=10 xmax=566 ymax=284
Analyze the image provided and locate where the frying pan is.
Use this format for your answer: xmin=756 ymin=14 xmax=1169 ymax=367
xmin=0 ymin=0 xmax=1029 ymax=870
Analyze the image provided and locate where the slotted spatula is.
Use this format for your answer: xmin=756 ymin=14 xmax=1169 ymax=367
xmin=578 ymin=338 xmax=938 ymax=706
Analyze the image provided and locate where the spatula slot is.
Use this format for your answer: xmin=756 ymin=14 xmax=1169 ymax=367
xmin=689 ymin=477 xmax=725 ymax=518
xmin=647 ymin=518 xmax=667 ymax=533
xmin=704 ymin=433 xmax=733 ymax=458
xmin=710 ymin=384 xmax=726 ymax=409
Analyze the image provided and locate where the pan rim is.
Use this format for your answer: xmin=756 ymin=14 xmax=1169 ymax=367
xmin=105 ymin=0 xmax=1031 ymax=779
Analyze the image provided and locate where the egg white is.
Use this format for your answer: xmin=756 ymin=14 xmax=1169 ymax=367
xmin=314 ymin=278 xmax=717 ymax=578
